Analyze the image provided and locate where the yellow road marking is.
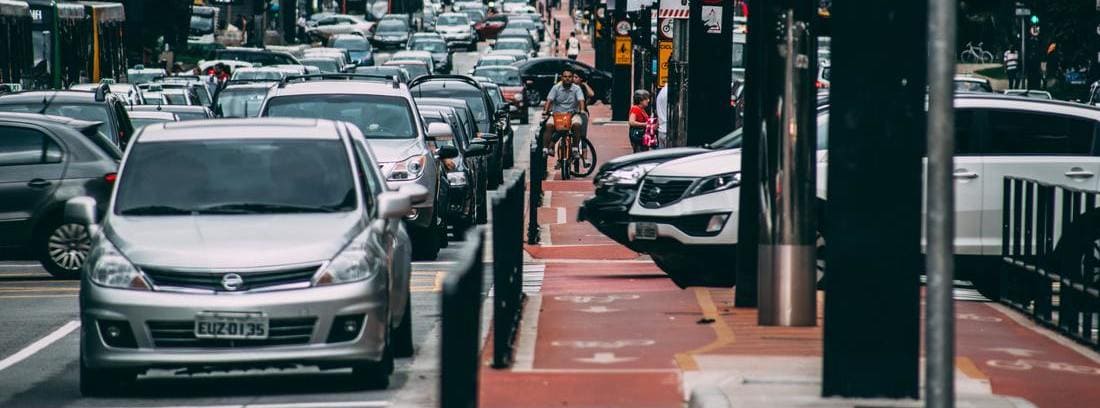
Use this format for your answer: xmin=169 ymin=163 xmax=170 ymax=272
xmin=956 ymin=356 xmax=989 ymax=380
xmin=674 ymin=288 xmax=736 ymax=371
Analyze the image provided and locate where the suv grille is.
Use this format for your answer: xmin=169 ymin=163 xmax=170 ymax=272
xmin=639 ymin=177 xmax=695 ymax=208
xmin=147 ymin=317 xmax=317 ymax=348
xmin=142 ymin=265 xmax=320 ymax=292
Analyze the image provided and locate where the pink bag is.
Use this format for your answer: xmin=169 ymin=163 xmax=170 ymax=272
xmin=642 ymin=116 xmax=659 ymax=148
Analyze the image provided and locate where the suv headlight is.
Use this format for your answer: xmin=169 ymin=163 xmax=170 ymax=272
xmin=683 ymin=172 xmax=741 ymax=198
xmin=388 ymin=155 xmax=427 ymax=181
xmin=600 ymin=163 xmax=659 ymax=187
xmin=87 ymin=235 xmax=150 ymax=290
xmin=314 ymin=228 xmax=381 ymax=286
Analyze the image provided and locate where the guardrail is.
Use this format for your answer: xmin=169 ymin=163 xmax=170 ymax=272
xmin=492 ymin=170 xmax=527 ymax=368
xmin=440 ymin=227 xmax=485 ymax=408
xmin=1001 ymin=176 xmax=1100 ymax=350
xmin=527 ymin=131 xmax=545 ymax=244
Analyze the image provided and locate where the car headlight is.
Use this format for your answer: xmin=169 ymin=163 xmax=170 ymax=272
xmin=314 ymin=228 xmax=381 ymax=286
xmin=447 ymin=171 xmax=468 ymax=186
xmin=86 ymin=235 xmax=150 ymax=290
xmin=683 ymin=172 xmax=741 ymax=198
xmin=388 ymin=155 xmax=427 ymax=181
xmin=600 ymin=163 xmax=659 ymax=187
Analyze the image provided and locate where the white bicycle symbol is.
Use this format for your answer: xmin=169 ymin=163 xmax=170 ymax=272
xmin=986 ymin=359 xmax=1100 ymax=375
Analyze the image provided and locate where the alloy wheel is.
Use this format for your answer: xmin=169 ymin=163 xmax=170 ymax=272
xmin=47 ymin=223 xmax=91 ymax=271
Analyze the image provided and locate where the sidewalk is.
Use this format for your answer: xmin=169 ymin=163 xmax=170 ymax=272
xmin=479 ymin=4 xmax=1100 ymax=408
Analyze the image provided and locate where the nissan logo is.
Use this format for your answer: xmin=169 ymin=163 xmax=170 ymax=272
xmin=221 ymin=273 xmax=244 ymax=291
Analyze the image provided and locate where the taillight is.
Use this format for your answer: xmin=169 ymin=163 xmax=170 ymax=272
xmin=104 ymin=172 xmax=117 ymax=184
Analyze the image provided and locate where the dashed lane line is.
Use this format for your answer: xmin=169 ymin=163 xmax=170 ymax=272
xmin=0 ymin=320 xmax=79 ymax=372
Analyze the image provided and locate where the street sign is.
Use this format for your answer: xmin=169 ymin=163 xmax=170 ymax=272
xmin=1015 ymin=7 xmax=1031 ymax=16
xmin=659 ymin=17 xmax=674 ymax=40
xmin=657 ymin=40 xmax=672 ymax=87
xmin=658 ymin=0 xmax=689 ymax=19
xmin=1030 ymin=26 xmax=1040 ymax=37
xmin=615 ymin=36 xmax=632 ymax=65
xmin=615 ymin=20 xmax=632 ymax=36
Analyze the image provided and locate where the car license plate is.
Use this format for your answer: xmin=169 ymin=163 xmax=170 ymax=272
xmin=635 ymin=222 xmax=658 ymax=240
xmin=194 ymin=312 xmax=268 ymax=340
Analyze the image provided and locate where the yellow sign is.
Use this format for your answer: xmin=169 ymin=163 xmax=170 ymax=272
xmin=657 ymin=40 xmax=673 ymax=88
xmin=615 ymin=36 xmax=632 ymax=65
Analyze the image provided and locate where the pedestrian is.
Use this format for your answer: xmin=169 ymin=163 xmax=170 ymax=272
xmin=1004 ymin=46 xmax=1020 ymax=89
xmin=297 ymin=14 xmax=309 ymax=44
xmin=565 ymin=32 xmax=580 ymax=60
xmin=655 ymin=84 xmax=668 ymax=147
xmin=553 ymin=18 xmax=561 ymax=52
xmin=573 ymin=72 xmax=595 ymax=105
xmin=236 ymin=15 xmax=249 ymax=44
xmin=628 ymin=90 xmax=651 ymax=153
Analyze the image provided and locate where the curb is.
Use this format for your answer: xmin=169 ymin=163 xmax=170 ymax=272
xmin=688 ymin=385 xmax=732 ymax=408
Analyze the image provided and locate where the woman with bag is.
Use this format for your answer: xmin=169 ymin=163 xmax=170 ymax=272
xmin=628 ymin=90 xmax=652 ymax=152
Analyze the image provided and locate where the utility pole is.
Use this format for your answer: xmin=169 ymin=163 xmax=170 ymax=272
xmin=684 ymin=0 xmax=733 ymax=145
xmin=660 ymin=0 xmax=689 ymax=147
xmin=610 ymin=0 xmax=632 ymax=120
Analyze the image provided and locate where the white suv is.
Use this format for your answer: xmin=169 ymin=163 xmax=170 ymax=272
xmin=627 ymin=95 xmax=1100 ymax=294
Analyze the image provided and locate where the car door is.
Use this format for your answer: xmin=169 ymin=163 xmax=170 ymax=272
xmin=0 ymin=125 xmax=66 ymax=248
xmin=978 ymin=107 xmax=1100 ymax=256
xmin=921 ymin=108 xmax=985 ymax=255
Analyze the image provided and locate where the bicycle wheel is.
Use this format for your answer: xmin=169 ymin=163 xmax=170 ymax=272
xmin=557 ymin=138 xmax=571 ymax=180
xmin=981 ymin=51 xmax=994 ymax=64
xmin=573 ymin=138 xmax=598 ymax=177
xmin=960 ymin=51 xmax=976 ymax=64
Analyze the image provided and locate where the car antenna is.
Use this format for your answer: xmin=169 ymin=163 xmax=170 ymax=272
xmin=38 ymin=92 xmax=58 ymax=115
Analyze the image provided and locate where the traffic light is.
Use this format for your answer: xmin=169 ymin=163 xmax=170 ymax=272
xmin=1030 ymin=15 xmax=1039 ymax=25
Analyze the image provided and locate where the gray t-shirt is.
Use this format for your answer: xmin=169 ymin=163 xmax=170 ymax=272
xmin=546 ymin=82 xmax=585 ymax=113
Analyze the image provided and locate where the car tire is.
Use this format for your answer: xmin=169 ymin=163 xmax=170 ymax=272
xmin=476 ymin=187 xmax=488 ymax=225
xmin=352 ymin=346 xmax=393 ymax=390
xmin=80 ymin=352 xmax=136 ymax=397
xmin=652 ymin=251 xmax=737 ymax=288
xmin=520 ymin=111 xmax=529 ymax=125
xmin=412 ymin=217 xmax=443 ymax=261
xmin=393 ymin=297 xmax=415 ymax=358
xmin=36 ymin=217 xmax=91 ymax=279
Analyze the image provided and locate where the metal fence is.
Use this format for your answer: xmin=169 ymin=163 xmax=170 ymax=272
xmin=440 ymin=227 xmax=485 ymax=408
xmin=1001 ymin=176 xmax=1100 ymax=350
xmin=492 ymin=170 xmax=527 ymax=368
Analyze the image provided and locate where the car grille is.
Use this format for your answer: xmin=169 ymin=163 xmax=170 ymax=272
xmin=147 ymin=317 xmax=317 ymax=348
xmin=141 ymin=265 xmax=320 ymax=292
xmin=638 ymin=177 xmax=696 ymax=208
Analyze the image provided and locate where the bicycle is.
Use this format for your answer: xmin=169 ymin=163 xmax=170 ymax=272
xmin=543 ymin=111 xmax=596 ymax=180
xmin=960 ymin=42 xmax=995 ymax=64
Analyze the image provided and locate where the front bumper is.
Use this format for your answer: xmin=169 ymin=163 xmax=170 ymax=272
xmin=81 ymin=274 xmax=389 ymax=370
xmin=446 ymin=182 xmax=474 ymax=222
xmin=370 ymin=38 xmax=409 ymax=49
xmin=578 ymin=185 xmax=638 ymax=247
xmin=625 ymin=187 xmax=740 ymax=251
xmin=441 ymin=33 xmax=476 ymax=47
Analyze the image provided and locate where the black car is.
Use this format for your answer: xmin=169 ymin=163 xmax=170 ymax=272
xmin=0 ymin=86 xmax=136 ymax=148
xmin=0 ymin=112 xmax=121 ymax=277
xmin=214 ymin=47 xmax=301 ymax=66
xmin=418 ymin=107 xmax=491 ymax=232
xmin=408 ymin=37 xmax=453 ymax=74
xmin=409 ymin=75 xmax=507 ymax=187
xmin=578 ymin=130 xmax=742 ymax=246
xmin=129 ymin=104 xmax=216 ymax=121
xmin=473 ymin=79 xmax=516 ymax=168
xmin=371 ymin=18 xmax=413 ymax=50
xmin=514 ymin=57 xmax=613 ymax=104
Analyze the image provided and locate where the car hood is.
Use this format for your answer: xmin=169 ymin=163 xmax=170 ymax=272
xmin=647 ymin=148 xmax=828 ymax=178
xmin=437 ymin=25 xmax=468 ymax=32
xmin=366 ymin=138 xmax=425 ymax=162
xmin=600 ymin=147 xmax=710 ymax=173
xmin=106 ymin=213 xmax=362 ymax=269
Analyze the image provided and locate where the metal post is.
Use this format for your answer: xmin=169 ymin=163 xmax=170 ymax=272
xmin=734 ymin=0 xmax=767 ymax=307
xmin=1020 ymin=16 xmax=1026 ymax=89
xmin=925 ymin=0 xmax=956 ymax=404
xmin=758 ymin=4 xmax=816 ymax=327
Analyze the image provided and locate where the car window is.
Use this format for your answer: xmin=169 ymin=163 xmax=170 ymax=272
xmin=332 ymin=37 xmax=369 ymax=50
xmin=0 ymin=126 xmax=62 ymax=166
xmin=115 ymin=139 xmax=356 ymax=215
xmin=377 ymin=20 xmax=408 ymax=32
xmin=983 ymin=109 xmax=1096 ymax=156
xmin=412 ymin=83 xmax=490 ymax=132
xmin=0 ymin=103 xmax=116 ymax=143
xmin=349 ymin=139 xmax=376 ymax=211
xmin=217 ymin=87 xmax=269 ymax=118
xmin=528 ymin=60 xmax=560 ymax=75
xmin=954 ymin=108 xmax=979 ymax=155
xmin=474 ymin=67 xmax=522 ymax=86
xmin=412 ymin=40 xmax=447 ymax=53
xmin=264 ymin=94 xmax=417 ymax=139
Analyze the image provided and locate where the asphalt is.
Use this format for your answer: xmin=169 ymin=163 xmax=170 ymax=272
xmin=0 ymin=42 xmax=539 ymax=408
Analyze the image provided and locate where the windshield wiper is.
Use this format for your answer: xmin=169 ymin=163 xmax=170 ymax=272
xmin=195 ymin=203 xmax=341 ymax=214
xmin=119 ymin=205 xmax=193 ymax=215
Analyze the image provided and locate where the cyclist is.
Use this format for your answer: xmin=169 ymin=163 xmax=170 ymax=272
xmin=540 ymin=68 xmax=587 ymax=157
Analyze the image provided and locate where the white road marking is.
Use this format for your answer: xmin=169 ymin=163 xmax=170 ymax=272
xmin=575 ymin=352 xmax=638 ymax=364
xmin=577 ymin=306 xmax=621 ymax=314
xmin=513 ymin=294 xmax=542 ymax=371
xmin=987 ymin=303 xmax=1100 ymax=365
xmin=0 ymin=263 xmax=41 ymax=268
xmin=0 ymin=320 xmax=79 ymax=372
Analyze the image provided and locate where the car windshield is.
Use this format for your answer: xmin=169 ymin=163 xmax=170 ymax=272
xmin=377 ymin=20 xmax=407 ymax=32
xmin=464 ymin=10 xmax=485 ymax=21
xmin=438 ymin=15 xmax=468 ymax=25
xmin=304 ymin=59 xmax=341 ymax=73
xmin=127 ymin=71 xmax=163 ymax=84
xmin=216 ymin=51 xmax=297 ymax=66
xmin=264 ymin=94 xmax=417 ymax=139
xmin=163 ymin=91 xmax=189 ymax=105
xmin=413 ymin=84 xmax=490 ymax=132
xmin=115 ymin=139 xmax=356 ymax=215
xmin=477 ymin=58 xmax=511 ymax=67
xmin=232 ymin=70 xmax=286 ymax=81
xmin=190 ymin=15 xmax=214 ymax=34
xmin=172 ymin=111 xmax=209 ymax=121
xmin=495 ymin=41 xmax=528 ymax=51
xmin=332 ymin=37 xmax=369 ymax=50
xmin=473 ymin=67 xmax=522 ymax=86
xmin=412 ymin=41 xmax=447 ymax=53
xmin=216 ymin=87 xmax=268 ymax=118
xmin=387 ymin=62 xmax=429 ymax=79
xmin=0 ymin=103 xmax=115 ymax=141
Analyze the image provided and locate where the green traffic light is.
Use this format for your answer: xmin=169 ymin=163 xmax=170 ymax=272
xmin=1030 ymin=15 xmax=1039 ymax=25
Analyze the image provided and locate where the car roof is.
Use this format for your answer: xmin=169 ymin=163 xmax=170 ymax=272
xmin=394 ymin=50 xmax=432 ymax=56
xmin=331 ymin=33 xmax=365 ymax=40
xmin=136 ymin=118 xmax=343 ymax=142
xmin=127 ymin=111 xmax=178 ymax=120
xmin=440 ymin=12 xmax=467 ymax=17
xmin=416 ymin=97 xmax=472 ymax=109
xmin=0 ymin=112 xmax=103 ymax=130
xmin=0 ymin=90 xmax=101 ymax=104
xmin=386 ymin=59 xmax=429 ymax=66
xmin=130 ymin=104 xmax=211 ymax=114
xmin=270 ymin=80 xmax=408 ymax=97
xmin=955 ymin=93 xmax=1100 ymax=119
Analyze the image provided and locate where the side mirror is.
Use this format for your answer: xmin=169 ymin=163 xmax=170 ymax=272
xmin=466 ymin=143 xmax=489 ymax=157
xmin=377 ymin=191 xmax=412 ymax=219
xmin=427 ymin=122 xmax=454 ymax=140
xmin=65 ymin=197 xmax=98 ymax=226
xmin=399 ymin=183 xmax=431 ymax=205
xmin=437 ymin=144 xmax=459 ymax=160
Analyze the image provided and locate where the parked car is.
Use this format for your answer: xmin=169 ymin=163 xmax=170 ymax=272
xmin=435 ymin=13 xmax=477 ymax=51
xmin=70 ymin=82 xmax=145 ymax=106
xmin=260 ymin=78 xmax=456 ymax=260
xmin=329 ymin=34 xmax=375 ymax=66
xmin=418 ymin=106 xmax=491 ymax=231
xmin=72 ymin=118 xmax=421 ymax=396
xmin=370 ymin=18 xmax=413 ymax=50
xmin=0 ymin=86 xmax=135 ymax=148
xmin=214 ymin=81 xmax=276 ymax=118
xmin=472 ymin=78 xmax=518 ymax=167
xmin=508 ymin=14 xmax=545 ymax=41
xmin=501 ymin=20 xmax=539 ymax=49
xmin=214 ymin=47 xmax=301 ymax=66
xmin=384 ymin=60 xmax=433 ymax=80
xmin=407 ymin=37 xmax=453 ymax=74
xmin=0 ymin=112 xmax=120 ymax=278
xmin=308 ymin=14 xmax=373 ymax=39
xmin=129 ymin=104 xmax=216 ymax=121
xmin=152 ymin=76 xmax=215 ymax=108
xmin=954 ymin=75 xmax=993 ymax=93
xmin=126 ymin=111 xmax=178 ymax=130
xmin=515 ymin=57 xmax=614 ymax=104
xmin=302 ymin=48 xmax=353 ymax=69
xmin=472 ymin=65 xmax=528 ymax=124
xmin=409 ymin=75 xmax=506 ymax=187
